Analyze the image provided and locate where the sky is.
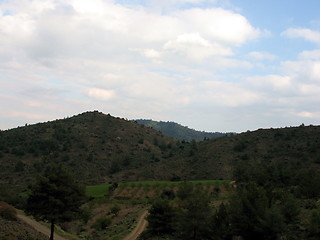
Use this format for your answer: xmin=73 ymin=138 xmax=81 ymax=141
xmin=0 ymin=0 xmax=319 ymax=132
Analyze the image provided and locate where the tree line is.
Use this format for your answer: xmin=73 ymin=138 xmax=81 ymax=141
xmin=142 ymin=160 xmax=320 ymax=240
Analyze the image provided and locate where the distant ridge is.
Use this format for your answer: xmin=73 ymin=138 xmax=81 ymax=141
xmin=133 ymin=119 xmax=234 ymax=142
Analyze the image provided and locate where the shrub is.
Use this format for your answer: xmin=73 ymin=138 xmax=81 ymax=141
xmin=0 ymin=201 xmax=17 ymax=221
xmin=161 ymin=189 xmax=176 ymax=200
xmin=80 ymin=207 xmax=92 ymax=223
xmin=92 ymin=216 xmax=112 ymax=230
xmin=110 ymin=205 xmax=121 ymax=216
xmin=233 ymin=141 xmax=247 ymax=152
xmin=307 ymin=209 xmax=320 ymax=239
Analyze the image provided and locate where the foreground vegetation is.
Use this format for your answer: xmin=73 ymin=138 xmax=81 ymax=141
xmin=0 ymin=111 xmax=320 ymax=239
xmin=57 ymin=168 xmax=320 ymax=240
xmin=21 ymin=176 xmax=232 ymax=240
xmin=142 ymin=161 xmax=320 ymax=240
xmin=80 ymin=180 xmax=232 ymax=240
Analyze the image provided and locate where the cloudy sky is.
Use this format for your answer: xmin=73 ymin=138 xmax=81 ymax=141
xmin=0 ymin=0 xmax=319 ymax=132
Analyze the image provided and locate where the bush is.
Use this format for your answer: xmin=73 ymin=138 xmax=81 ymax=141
xmin=80 ymin=207 xmax=92 ymax=223
xmin=92 ymin=216 xmax=112 ymax=230
xmin=161 ymin=189 xmax=176 ymax=200
xmin=233 ymin=141 xmax=247 ymax=152
xmin=0 ymin=201 xmax=17 ymax=221
xmin=110 ymin=205 xmax=120 ymax=216
xmin=307 ymin=209 xmax=320 ymax=239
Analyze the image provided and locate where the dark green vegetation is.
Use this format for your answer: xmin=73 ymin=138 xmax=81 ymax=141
xmin=142 ymin=163 xmax=320 ymax=240
xmin=26 ymin=164 xmax=86 ymax=240
xmin=80 ymin=180 xmax=231 ymax=240
xmin=86 ymin=180 xmax=230 ymax=198
xmin=133 ymin=119 xmax=234 ymax=142
xmin=1 ymin=111 xmax=319 ymax=207
xmin=141 ymin=182 xmax=218 ymax=240
xmin=0 ymin=111 xmax=175 ymax=205
xmin=0 ymin=111 xmax=320 ymax=239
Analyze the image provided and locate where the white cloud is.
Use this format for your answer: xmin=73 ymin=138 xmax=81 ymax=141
xmin=10 ymin=111 xmax=50 ymax=120
xmin=299 ymin=49 xmax=320 ymax=60
xmin=281 ymin=60 xmax=320 ymax=82
xmin=298 ymin=82 xmax=320 ymax=95
xmin=86 ymin=88 xmax=116 ymax=101
xmin=71 ymin=0 xmax=108 ymax=15
xmin=282 ymin=28 xmax=320 ymax=45
xmin=131 ymin=48 xmax=162 ymax=59
xmin=246 ymin=51 xmax=276 ymax=61
xmin=5 ymin=0 xmax=319 ymax=132
xmin=128 ymin=0 xmax=217 ymax=12
xmin=201 ymin=81 xmax=260 ymax=107
xmin=174 ymin=8 xmax=261 ymax=45
xmin=207 ymin=57 xmax=253 ymax=70
xmin=247 ymin=75 xmax=292 ymax=91
xmin=164 ymin=32 xmax=232 ymax=61
xmin=296 ymin=111 xmax=319 ymax=118
xmin=0 ymin=0 xmax=261 ymax=64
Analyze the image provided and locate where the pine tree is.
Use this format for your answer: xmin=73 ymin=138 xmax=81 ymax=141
xmin=176 ymin=187 xmax=213 ymax=240
xmin=26 ymin=164 xmax=85 ymax=240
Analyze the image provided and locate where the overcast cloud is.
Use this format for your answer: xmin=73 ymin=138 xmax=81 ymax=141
xmin=0 ymin=0 xmax=319 ymax=132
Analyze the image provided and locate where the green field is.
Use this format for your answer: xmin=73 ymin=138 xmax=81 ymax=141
xmin=86 ymin=183 xmax=111 ymax=198
xmin=86 ymin=180 xmax=231 ymax=198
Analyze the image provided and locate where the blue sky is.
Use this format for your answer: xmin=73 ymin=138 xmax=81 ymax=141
xmin=0 ymin=0 xmax=319 ymax=132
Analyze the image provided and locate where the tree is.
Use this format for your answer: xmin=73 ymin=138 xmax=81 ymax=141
xmin=228 ymin=182 xmax=285 ymax=240
xmin=307 ymin=209 xmax=320 ymax=239
xmin=176 ymin=187 xmax=213 ymax=240
xmin=144 ymin=198 xmax=176 ymax=237
xmin=176 ymin=181 xmax=194 ymax=201
xmin=26 ymin=164 xmax=85 ymax=240
xmin=212 ymin=203 xmax=232 ymax=240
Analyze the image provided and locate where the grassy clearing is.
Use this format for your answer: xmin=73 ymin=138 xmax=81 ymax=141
xmin=86 ymin=183 xmax=111 ymax=198
xmin=86 ymin=180 xmax=230 ymax=198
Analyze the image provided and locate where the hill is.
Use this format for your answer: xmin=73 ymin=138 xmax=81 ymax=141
xmin=0 ymin=111 xmax=177 ymax=204
xmin=133 ymin=119 xmax=233 ymax=141
xmin=1 ymin=111 xmax=320 ymax=206
xmin=181 ymin=125 xmax=320 ymax=180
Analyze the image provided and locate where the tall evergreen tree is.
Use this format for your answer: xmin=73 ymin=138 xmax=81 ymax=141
xmin=176 ymin=187 xmax=213 ymax=240
xmin=212 ymin=203 xmax=232 ymax=240
xmin=145 ymin=198 xmax=176 ymax=236
xmin=229 ymin=182 xmax=284 ymax=240
xmin=26 ymin=164 xmax=85 ymax=240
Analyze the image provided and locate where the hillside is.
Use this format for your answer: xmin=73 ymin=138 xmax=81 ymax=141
xmin=0 ymin=111 xmax=177 ymax=204
xmin=133 ymin=119 xmax=233 ymax=141
xmin=0 ymin=201 xmax=48 ymax=240
xmin=182 ymin=125 xmax=320 ymax=180
xmin=0 ymin=216 xmax=48 ymax=240
xmin=1 ymin=111 xmax=320 ymax=206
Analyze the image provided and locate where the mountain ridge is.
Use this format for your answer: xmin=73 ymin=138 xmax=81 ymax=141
xmin=133 ymin=119 xmax=235 ymax=142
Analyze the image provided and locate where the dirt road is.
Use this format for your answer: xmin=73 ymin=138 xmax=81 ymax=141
xmin=17 ymin=210 xmax=148 ymax=240
xmin=17 ymin=212 xmax=67 ymax=240
xmin=123 ymin=210 xmax=148 ymax=240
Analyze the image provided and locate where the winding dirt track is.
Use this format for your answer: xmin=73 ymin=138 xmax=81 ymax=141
xmin=17 ymin=212 xmax=67 ymax=240
xmin=17 ymin=210 xmax=148 ymax=240
xmin=122 ymin=210 xmax=148 ymax=240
